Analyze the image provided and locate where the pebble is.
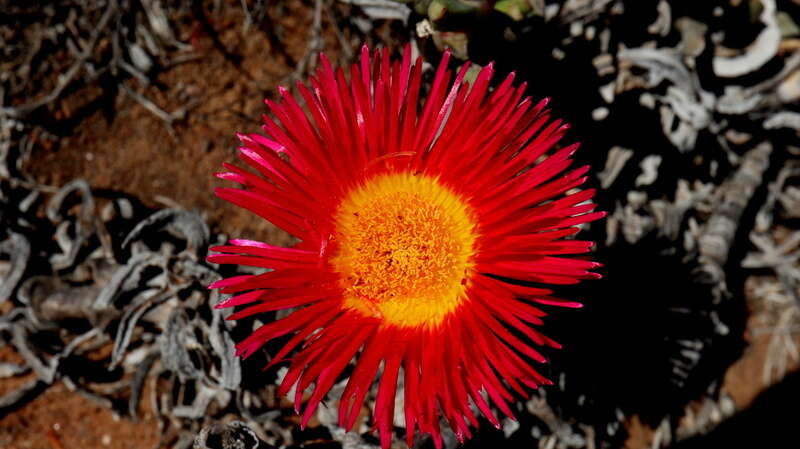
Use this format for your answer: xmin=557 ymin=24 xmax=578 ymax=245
xmin=592 ymin=107 xmax=609 ymax=121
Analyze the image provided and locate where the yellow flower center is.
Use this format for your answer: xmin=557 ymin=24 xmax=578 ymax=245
xmin=330 ymin=172 xmax=478 ymax=328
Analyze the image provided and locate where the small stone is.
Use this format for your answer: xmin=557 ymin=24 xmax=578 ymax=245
xmin=636 ymin=155 xmax=662 ymax=187
xmin=639 ymin=93 xmax=656 ymax=109
xmin=592 ymin=107 xmax=609 ymax=121
xmin=570 ymin=21 xmax=583 ymax=37
xmin=593 ymin=54 xmax=614 ymax=77
xmin=585 ymin=25 xmax=596 ymax=41
xmin=544 ymin=4 xmax=559 ymax=21
xmin=599 ymin=82 xmax=615 ymax=102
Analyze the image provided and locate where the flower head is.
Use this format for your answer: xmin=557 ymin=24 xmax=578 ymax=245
xmin=209 ymin=45 xmax=603 ymax=448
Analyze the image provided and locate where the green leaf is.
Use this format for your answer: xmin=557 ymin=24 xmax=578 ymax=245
xmin=494 ymin=0 xmax=532 ymax=21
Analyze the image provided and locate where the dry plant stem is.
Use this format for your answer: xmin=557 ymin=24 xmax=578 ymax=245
xmin=763 ymin=307 xmax=800 ymax=385
xmin=240 ymin=0 xmax=254 ymax=33
xmin=744 ymin=160 xmax=800 ymax=307
xmin=527 ymin=394 xmax=592 ymax=448
xmin=0 ymin=379 xmax=44 ymax=412
xmin=745 ymin=231 xmax=800 ymax=306
xmin=324 ymin=0 xmax=354 ymax=61
xmin=290 ymin=0 xmax=325 ymax=81
xmin=119 ymin=82 xmax=179 ymax=139
xmin=0 ymin=0 xmax=117 ymax=119
xmin=697 ymin=142 xmax=772 ymax=298
xmin=0 ymin=233 xmax=30 ymax=303
xmin=744 ymin=52 xmax=800 ymax=98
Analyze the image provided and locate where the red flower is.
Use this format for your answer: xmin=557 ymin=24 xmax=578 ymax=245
xmin=209 ymin=45 xmax=603 ymax=448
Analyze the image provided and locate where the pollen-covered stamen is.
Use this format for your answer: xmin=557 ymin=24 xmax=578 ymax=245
xmin=330 ymin=172 xmax=478 ymax=328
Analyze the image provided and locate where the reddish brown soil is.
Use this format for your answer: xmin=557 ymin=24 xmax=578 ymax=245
xmin=0 ymin=346 xmax=34 ymax=399
xmin=24 ymin=0 xmax=348 ymax=246
xmin=722 ymin=276 xmax=800 ymax=409
xmin=0 ymin=381 xmax=160 ymax=449
xmin=622 ymin=275 xmax=800 ymax=448
xmin=0 ymin=340 xmax=162 ymax=449
xmin=623 ymin=415 xmax=654 ymax=449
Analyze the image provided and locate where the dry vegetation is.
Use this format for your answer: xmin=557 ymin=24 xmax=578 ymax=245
xmin=2 ymin=1 xmax=800 ymax=448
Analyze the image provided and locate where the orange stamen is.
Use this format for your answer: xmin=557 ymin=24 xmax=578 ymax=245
xmin=330 ymin=172 xmax=478 ymax=328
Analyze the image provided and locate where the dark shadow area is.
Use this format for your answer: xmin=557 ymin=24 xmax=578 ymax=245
xmin=670 ymin=369 xmax=800 ymax=449
xmin=458 ymin=412 xmax=553 ymax=449
xmin=288 ymin=425 xmax=334 ymax=448
xmin=543 ymin=237 xmax=747 ymax=434
xmin=0 ymin=381 xmax=48 ymax=418
xmin=416 ymin=2 xmax=781 ymax=445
